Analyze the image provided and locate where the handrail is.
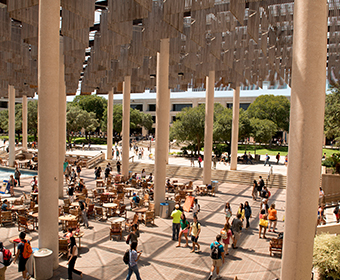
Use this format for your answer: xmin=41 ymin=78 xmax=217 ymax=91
xmin=86 ymin=152 xmax=105 ymax=169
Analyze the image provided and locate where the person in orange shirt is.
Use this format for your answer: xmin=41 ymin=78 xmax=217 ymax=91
xmin=268 ymin=204 xmax=277 ymax=232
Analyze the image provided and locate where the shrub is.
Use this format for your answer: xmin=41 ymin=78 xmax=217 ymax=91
xmin=313 ymin=233 xmax=340 ymax=279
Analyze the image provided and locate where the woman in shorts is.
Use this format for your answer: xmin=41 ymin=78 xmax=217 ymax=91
xmin=176 ymin=213 xmax=190 ymax=247
xmin=220 ymin=223 xmax=232 ymax=255
xmin=225 ymin=202 xmax=232 ymax=224
xmin=268 ymin=204 xmax=277 ymax=232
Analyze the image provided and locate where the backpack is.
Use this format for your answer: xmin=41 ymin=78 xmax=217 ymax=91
xmin=1 ymin=248 xmax=12 ymax=266
xmin=22 ymin=241 xmax=32 ymax=259
xmin=210 ymin=242 xmax=220 ymax=259
xmin=135 ymin=196 xmax=140 ymax=204
xmin=123 ymin=249 xmax=130 ymax=265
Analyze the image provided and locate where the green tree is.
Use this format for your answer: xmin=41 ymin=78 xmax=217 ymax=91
xmin=66 ymin=105 xmax=99 ymax=143
xmin=0 ymin=104 xmax=23 ymax=140
xmin=324 ymin=85 xmax=340 ymax=145
xmin=249 ymin=118 xmax=277 ymax=154
xmin=72 ymin=95 xmax=107 ymax=123
xmin=170 ymin=105 xmax=205 ymax=153
xmin=101 ymin=104 xmax=153 ymax=134
xmin=27 ymin=100 xmax=38 ymax=140
xmin=247 ymin=95 xmax=290 ymax=131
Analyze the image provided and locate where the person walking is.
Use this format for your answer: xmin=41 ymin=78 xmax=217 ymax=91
xmin=14 ymin=167 xmax=21 ymax=187
xmin=264 ymin=153 xmax=271 ymax=166
xmin=276 ymin=152 xmax=280 ymax=164
xmin=79 ymin=200 xmax=89 ymax=229
xmin=126 ymin=224 xmax=140 ymax=245
xmin=126 ymin=242 xmax=142 ymax=280
xmin=170 ymin=204 xmax=182 ymax=241
xmin=231 ymin=214 xmax=243 ymax=249
xmin=116 ymin=160 xmax=121 ymax=174
xmin=252 ymin=180 xmax=258 ymax=200
xmin=190 ymin=215 xmax=201 ymax=253
xmin=67 ymin=236 xmax=82 ymax=279
xmin=220 ymin=224 xmax=232 ymax=255
xmin=208 ymin=234 xmax=224 ymax=280
xmin=176 ymin=213 xmax=190 ymax=247
xmin=268 ymin=204 xmax=277 ymax=232
xmin=259 ymin=209 xmax=268 ymax=238
xmin=244 ymin=201 xmax=252 ymax=229
xmin=0 ymin=242 xmax=7 ymax=280
xmin=225 ymin=202 xmax=232 ymax=224
xmin=237 ymin=203 xmax=245 ymax=223
xmin=198 ymin=156 xmax=202 ymax=168
xmin=190 ymin=156 xmax=195 ymax=167
xmin=258 ymin=176 xmax=264 ymax=196
xmin=13 ymin=232 xmax=32 ymax=280
xmin=192 ymin=199 xmax=200 ymax=219
xmin=76 ymin=164 xmax=81 ymax=178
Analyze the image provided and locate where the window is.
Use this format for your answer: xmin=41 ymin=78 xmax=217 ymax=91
xmin=172 ymin=104 xmax=192 ymax=111
xmin=130 ymin=104 xmax=143 ymax=111
xmin=172 ymin=116 xmax=178 ymax=122
xmin=149 ymin=104 xmax=156 ymax=111
xmin=240 ymin=103 xmax=250 ymax=110
xmin=152 ymin=116 xmax=156 ymax=123
xmin=226 ymin=103 xmax=233 ymax=109
xmin=0 ymin=102 xmax=7 ymax=109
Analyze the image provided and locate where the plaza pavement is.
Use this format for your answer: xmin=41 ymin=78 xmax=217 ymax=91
xmin=1 ymin=168 xmax=286 ymax=280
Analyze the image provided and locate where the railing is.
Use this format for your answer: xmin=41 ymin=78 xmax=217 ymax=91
xmin=86 ymin=152 xmax=105 ymax=169
xmin=129 ymin=155 xmax=134 ymax=162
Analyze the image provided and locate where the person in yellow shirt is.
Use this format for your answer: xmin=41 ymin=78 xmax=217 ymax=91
xmin=190 ymin=215 xmax=201 ymax=253
xmin=171 ymin=204 xmax=182 ymax=241
xmin=237 ymin=203 xmax=245 ymax=222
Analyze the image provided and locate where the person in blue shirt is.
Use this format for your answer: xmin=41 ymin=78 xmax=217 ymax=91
xmin=126 ymin=241 xmax=142 ymax=280
xmin=208 ymin=234 xmax=225 ymax=280
xmin=1 ymin=200 xmax=8 ymax=211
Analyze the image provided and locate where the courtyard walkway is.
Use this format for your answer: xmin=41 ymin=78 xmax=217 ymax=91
xmin=1 ymin=169 xmax=285 ymax=280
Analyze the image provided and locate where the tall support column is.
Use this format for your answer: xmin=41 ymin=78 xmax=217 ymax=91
xmin=38 ymin=0 xmax=60 ymax=269
xmin=107 ymin=89 xmax=113 ymax=160
xmin=122 ymin=76 xmax=131 ymax=177
xmin=22 ymin=95 xmax=27 ymax=151
xmin=203 ymin=71 xmax=215 ymax=184
xmin=8 ymin=85 xmax=15 ymax=167
xmin=59 ymin=37 xmax=66 ymax=199
xmin=281 ymin=1 xmax=328 ymax=279
xmin=154 ymin=38 xmax=170 ymax=216
xmin=230 ymin=86 xmax=240 ymax=170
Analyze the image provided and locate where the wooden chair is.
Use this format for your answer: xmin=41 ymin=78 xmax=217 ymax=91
xmin=18 ymin=215 xmax=33 ymax=232
xmin=63 ymin=205 xmax=70 ymax=214
xmin=87 ymin=204 xmax=95 ymax=219
xmin=95 ymin=207 xmax=105 ymax=220
xmin=100 ymin=194 xmax=108 ymax=205
xmin=1 ymin=211 xmax=14 ymax=226
xmin=64 ymin=199 xmax=70 ymax=206
xmin=65 ymin=220 xmax=79 ymax=231
xmin=148 ymin=203 xmax=155 ymax=212
xmin=143 ymin=194 xmax=150 ymax=206
xmin=117 ymin=204 xmax=126 ymax=218
xmin=29 ymin=201 xmax=35 ymax=210
xmin=117 ymin=192 xmax=124 ymax=201
xmin=58 ymin=239 xmax=69 ymax=257
xmin=145 ymin=211 xmax=155 ymax=226
xmin=187 ymin=181 xmax=193 ymax=190
xmin=109 ymin=223 xmax=122 ymax=240
xmin=126 ymin=213 xmax=139 ymax=231
xmin=269 ymin=238 xmax=283 ymax=257
xmin=69 ymin=209 xmax=80 ymax=221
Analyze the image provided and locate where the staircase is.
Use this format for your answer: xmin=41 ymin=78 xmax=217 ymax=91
xmin=97 ymin=160 xmax=287 ymax=188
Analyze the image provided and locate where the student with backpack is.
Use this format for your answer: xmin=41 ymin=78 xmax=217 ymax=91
xmin=0 ymin=241 xmax=12 ymax=279
xmin=125 ymin=242 xmax=142 ymax=280
xmin=13 ymin=232 xmax=32 ymax=280
xmin=208 ymin=234 xmax=225 ymax=280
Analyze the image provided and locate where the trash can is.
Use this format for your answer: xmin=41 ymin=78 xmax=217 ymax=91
xmin=212 ymin=181 xmax=219 ymax=192
xmin=34 ymin=248 xmax=53 ymax=280
xmin=27 ymin=247 xmax=39 ymax=277
xmin=159 ymin=202 xmax=169 ymax=218
xmin=167 ymin=200 xmax=176 ymax=213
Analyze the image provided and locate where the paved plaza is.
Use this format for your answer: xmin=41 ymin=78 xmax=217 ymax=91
xmin=1 ymin=168 xmax=286 ymax=280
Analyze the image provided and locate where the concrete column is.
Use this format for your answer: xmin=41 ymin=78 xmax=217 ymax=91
xmin=203 ymin=71 xmax=215 ymax=184
xmin=122 ymin=76 xmax=131 ymax=177
xmin=38 ymin=0 xmax=60 ymax=269
xmin=281 ymin=1 xmax=328 ymax=280
xmin=230 ymin=86 xmax=240 ymax=170
xmin=166 ymin=89 xmax=171 ymax=164
xmin=58 ymin=37 xmax=66 ymax=199
xmin=154 ymin=38 xmax=170 ymax=216
xmin=22 ymin=95 xmax=27 ymax=151
xmin=8 ymin=85 xmax=15 ymax=167
xmin=107 ymin=89 xmax=113 ymax=160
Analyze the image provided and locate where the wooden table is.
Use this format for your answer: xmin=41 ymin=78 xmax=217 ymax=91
xmin=103 ymin=192 xmax=116 ymax=202
xmin=103 ymin=203 xmax=118 ymax=217
xmin=11 ymin=205 xmax=26 ymax=211
xmin=133 ymin=207 xmax=148 ymax=224
xmin=0 ymin=194 xmax=11 ymax=199
xmin=9 ymin=235 xmax=32 ymax=255
xmin=109 ymin=217 xmax=125 ymax=224
xmin=59 ymin=214 xmax=77 ymax=231
xmin=28 ymin=212 xmax=39 ymax=230
xmin=74 ymin=232 xmax=84 ymax=248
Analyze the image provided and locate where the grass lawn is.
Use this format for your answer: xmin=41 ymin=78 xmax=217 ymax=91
xmin=238 ymin=144 xmax=339 ymax=157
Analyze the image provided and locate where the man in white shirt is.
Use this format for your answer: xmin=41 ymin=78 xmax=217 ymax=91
xmin=0 ymin=242 xmax=7 ymax=280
